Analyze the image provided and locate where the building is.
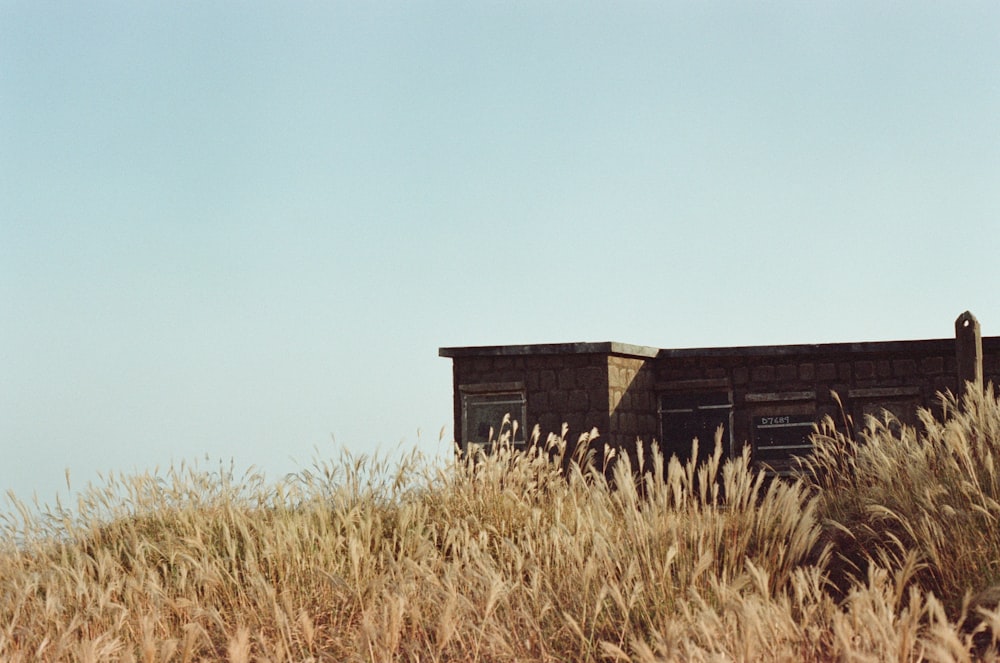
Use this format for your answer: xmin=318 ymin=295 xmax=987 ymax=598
xmin=439 ymin=312 xmax=998 ymax=474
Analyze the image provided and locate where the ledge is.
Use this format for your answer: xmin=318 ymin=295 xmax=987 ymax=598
xmin=657 ymin=337 xmax=966 ymax=359
xmin=745 ymin=391 xmax=817 ymax=403
xmin=442 ymin=336 xmax=1000 ymax=361
xmin=656 ymin=378 xmax=732 ymax=391
xmin=848 ymin=386 xmax=922 ymax=398
xmin=439 ymin=341 xmax=660 ymax=359
xmin=459 ymin=381 xmax=525 ymax=394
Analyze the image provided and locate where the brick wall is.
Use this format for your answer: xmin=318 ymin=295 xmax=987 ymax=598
xmin=650 ymin=343 xmax=953 ymax=463
xmin=450 ymin=350 xmax=613 ymax=451
xmin=607 ymin=355 xmax=657 ymax=456
xmin=442 ymin=329 xmax=1000 ymax=472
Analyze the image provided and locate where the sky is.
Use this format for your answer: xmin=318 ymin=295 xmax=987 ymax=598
xmin=2 ymin=2 xmax=999 ymax=510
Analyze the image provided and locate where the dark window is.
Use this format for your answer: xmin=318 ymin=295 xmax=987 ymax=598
xmin=462 ymin=391 xmax=527 ymax=453
xmin=658 ymin=392 xmax=732 ymax=466
xmin=855 ymin=398 xmax=919 ymax=437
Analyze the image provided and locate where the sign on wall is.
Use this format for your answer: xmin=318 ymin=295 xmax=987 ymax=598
xmin=752 ymin=412 xmax=815 ymax=475
xmin=753 ymin=414 xmax=815 ymax=450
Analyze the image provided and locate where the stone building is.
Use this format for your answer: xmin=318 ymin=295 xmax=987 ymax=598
xmin=439 ymin=312 xmax=998 ymax=474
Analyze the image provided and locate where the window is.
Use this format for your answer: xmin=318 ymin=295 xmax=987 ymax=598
xmin=857 ymin=400 xmax=918 ymax=435
xmin=461 ymin=388 xmax=527 ymax=455
xmin=849 ymin=387 xmax=922 ymax=437
xmin=658 ymin=392 xmax=732 ymax=466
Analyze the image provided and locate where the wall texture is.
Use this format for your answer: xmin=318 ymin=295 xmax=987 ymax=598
xmin=441 ymin=316 xmax=1000 ymax=473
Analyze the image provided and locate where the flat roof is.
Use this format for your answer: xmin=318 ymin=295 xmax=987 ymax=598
xmin=439 ymin=341 xmax=660 ymax=359
xmin=440 ymin=335 xmax=1000 ymax=360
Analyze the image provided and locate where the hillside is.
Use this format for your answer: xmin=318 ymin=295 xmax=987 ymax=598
xmin=4 ymin=388 xmax=1000 ymax=661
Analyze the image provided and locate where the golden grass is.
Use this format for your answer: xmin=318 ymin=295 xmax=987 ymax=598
xmin=4 ymin=388 xmax=1000 ymax=661
xmin=802 ymin=385 xmax=1000 ymax=615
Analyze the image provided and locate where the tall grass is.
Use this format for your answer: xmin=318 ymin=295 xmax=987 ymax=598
xmin=3 ymin=388 xmax=1000 ymax=661
xmin=802 ymin=384 xmax=1000 ymax=618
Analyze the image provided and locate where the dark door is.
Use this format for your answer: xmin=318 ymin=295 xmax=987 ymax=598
xmin=659 ymin=392 xmax=731 ymax=468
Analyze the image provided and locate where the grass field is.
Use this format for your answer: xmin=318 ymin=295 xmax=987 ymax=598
xmin=4 ymin=386 xmax=1000 ymax=661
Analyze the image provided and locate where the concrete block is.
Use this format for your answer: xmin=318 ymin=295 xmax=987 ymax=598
xmin=540 ymin=370 xmax=557 ymax=390
xmin=855 ymin=361 xmax=875 ymax=380
xmin=608 ymin=365 xmax=621 ymax=388
xmin=921 ymin=356 xmax=944 ymax=375
xmin=578 ymin=367 xmax=606 ymax=389
xmin=558 ymin=368 xmax=576 ymax=390
xmin=777 ymin=364 xmax=797 ymax=381
xmin=817 ymin=363 xmax=837 ymax=381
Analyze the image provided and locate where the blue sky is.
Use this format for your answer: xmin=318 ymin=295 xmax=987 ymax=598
xmin=3 ymin=2 xmax=999 ymax=507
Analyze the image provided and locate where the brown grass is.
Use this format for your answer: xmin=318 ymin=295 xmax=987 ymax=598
xmin=4 ymin=388 xmax=1000 ymax=661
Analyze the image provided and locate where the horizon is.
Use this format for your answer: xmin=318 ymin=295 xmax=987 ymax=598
xmin=3 ymin=2 xmax=999 ymax=509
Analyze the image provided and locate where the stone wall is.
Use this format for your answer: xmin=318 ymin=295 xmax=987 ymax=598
xmin=607 ymin=355 xmax=657 ymax=456
xmin=442 ymin=322 xmax=1000 ymax=472
xmin=449 ymin=346 xmax=618 ymax=452
xmin=646 ymin=340 xmax=964 ymax=464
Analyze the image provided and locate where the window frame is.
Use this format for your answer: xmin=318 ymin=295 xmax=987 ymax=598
xmin=459 ymin=382 xmax=528 ymax=456
xmin=848 ymin=387 xmax=922 ymax=437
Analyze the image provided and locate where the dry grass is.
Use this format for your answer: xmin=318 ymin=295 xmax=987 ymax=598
xmin=4 ymin=389 xmax=1000 ymax=661
xmin=802 ymin=383 xmax=1000 ymax=636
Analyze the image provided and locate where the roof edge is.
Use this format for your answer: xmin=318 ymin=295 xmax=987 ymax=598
xmin=441 ymin=336 xmax=1000 ymax=360
xmin=439 ymin=341 xmax=660 ymax=359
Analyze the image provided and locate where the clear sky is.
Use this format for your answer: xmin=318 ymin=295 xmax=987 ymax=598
xmin=3 ymin=2 xmax=999 ymax=508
